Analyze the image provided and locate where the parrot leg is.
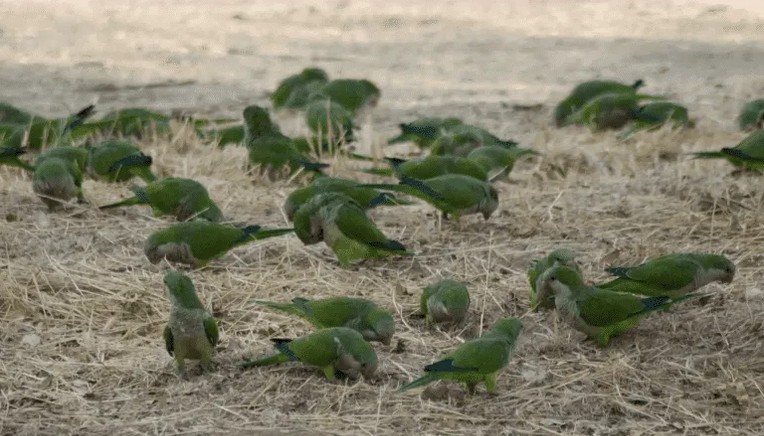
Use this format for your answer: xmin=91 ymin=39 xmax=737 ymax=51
xmin=484 ymin=373 xmax=498 ymax=394
xmin=175 ymin=356 xmax=189 ymax=380
xmin=321 ymin=365 xmax=336 ymax=380
xmin=465 ymin=381 xmax=478 ymax=395
xmin=200 ymin=358 xmax=217 ymax=372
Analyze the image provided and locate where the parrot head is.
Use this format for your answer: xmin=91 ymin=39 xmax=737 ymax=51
xmin=541 ymin=265 xmax=586 ymax=295
xmin=335 ymin=333 xmax=379 ymax=380
xmin=548 ymin=248 xmax=579 ymax=269
xmin=491 ymin=317 xmax=523 ymax=342
xmin=480 ymin=185 xmax=500 ymax=220
xmin=361 ymin=309 xmax=396 ymax=346
xmin=695 ymin=254 xmax=736 ymax=284
xmin=242 ymin=105 xmax=278 ymax=139
xmin=163 ymin=271 xmax=204 ymax=310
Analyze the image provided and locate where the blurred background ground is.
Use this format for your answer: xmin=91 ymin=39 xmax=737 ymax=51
xmin=0 ymin=1 xmax=763 ymax=435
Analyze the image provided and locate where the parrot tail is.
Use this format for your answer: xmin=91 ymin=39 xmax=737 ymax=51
xmin=384 ymin=157 xmax=407 ymax=168
xmin=98 ymin=196 xmax=144 ymax=210
xmin=690 ymin=151 xmax=725 ymax=159
xmin=396 ymin=373 xmax=438 ymax=393
xmin=397 ymin=176 xmax=446 ymax=200
xmin=604 ymin=266 xmax=630 ymax=279
xmin=366 ymin=192 xmax=412 ymax=208
xmin=400 ymin=123 xmax=439 ymax=139
xmin=368 ymin=239 xmax=407 ymax=253
xmin=494 ymin=138 xmax=519 ymax=148
xmin=272 ymin=338 xmax=300 ymax=361
xmin=631 ymin=79 xmax=645 ymax=90
xmin=300 ymin=161 xmax=330 ymax=173
xmin=239 ymin=352 xmax=290 ymax=369
xmin=387 ymin=133 xmax=410 ymax=145
xmin=0 ymin=145 xmax=27 ymax=158
xmin=64 ymin=104 xmax=97 ymax=132
xmin=721 ymin=147 xmax=764 ymax=162
xmin=236 ymin=225 xmax=295 ymax=244
xmin=108 ymin=153 xmax=153 ymax=173
xmin=251 ymin=300 xmax=304 ymax=317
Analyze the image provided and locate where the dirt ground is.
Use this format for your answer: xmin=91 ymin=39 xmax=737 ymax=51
xmin=1 ymin=1 xmax=764 ymax=435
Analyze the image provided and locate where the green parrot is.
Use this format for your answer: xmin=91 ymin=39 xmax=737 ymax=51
xmin=270 ymin=67 xmax=330 ymax=109
xmin=420 ymin=279 xmax=470 ymax=326
xmin=466 ymin=145 xmax=540 ymax=180
xmin=692 ymin=128 xmax=764 ymax=170
xmin=239 ymin=327 xmax=378 ymax=381
xmin=0 ymin=102 xmax=35 ymax=124
xmin=0 ymin=146 xmax=34 ymax=171
xmin=380 ymin=155 xmax=488 ymax=181
xmin=387 ymin=117 xmax=464 ymax=149
xmin=540 ymin=266 xmax=697 ymax=347
xmin=527 ymin=248 xmax=581 ymax=311
xmin=430 ymin=124 xmax=518 ymax=157
xmin=99 ymin=177 xmax=223 ymax=222
xmin=243 ymin=105 xmax=327 ymax=176
xmin=87 ymin=139 xmax=156 ymax=182
xmin=0 ymin=104 xmax=96 ymax=150
xmin=596 ymin=253 xmax=735 ymax=298
xmin=363 ymin=174 xmax=499 ymax=220
xmin=162 ymin=271 xmax=219 ymax=377
xmin=310 ymin=79 xmax=381 ymax=115
xmin=283 ymin=176 xmax=407 ymax=221
xmin=569 ymin=92 xmax=664 ymax=131
xmin=144 ymin=221 xmax=294 ymax=268
xmin=309 ymin=193 xmax=409 ymax=267
xmin=738 ymin=99 xmax=764 ymax=131
xmin=34 ymin=146 xmax=89 ymax=172
xmin=397 ymin=317 xmax=522 ymax=394
xmin=32 ymin=157 xmax=84 ymax=210
xmin=554 ymin=79 xmax=644 ymax=126
xmin=253 ymin=296 xmax=396 ymax=345
xmin=304 ymin=98 xmax=355 ymax=143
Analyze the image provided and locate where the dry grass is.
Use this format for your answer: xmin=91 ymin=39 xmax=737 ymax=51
xmin=1 ymin=116 xmax=763 ymax=435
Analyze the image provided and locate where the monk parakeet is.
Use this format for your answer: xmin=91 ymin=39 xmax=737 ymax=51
xmin=398 ymin=317 xmax=522 ymax=394
xmin=209 ymin=125 xmax=244 ymax=147
xmin=430 ymin=124 xmax=518 ymax=157
xmin=32 ymin=156 xmax=84 ymax=210
xmin=163 ymin=271 xmax=219 ymax=377
xmin=239 ymin=327 xmax=378 ymax=380
xmin=569 ymin=92 xmax=663 ymax=131
xmin=270 ymin=67 xmax=329 ymax=110
xmin=420 ymin=279 xmax=470 ymax=326
xmin=99 ymin=177 xmax=223 ymax=222
xmin=597 ymin=253 xmax=735 ymax=298
xmin=738 ymin=99 xmax=764 ymax=131
xmin=87 ymin=139 xmax=156 ymax=182
xmin=527 ymin=248 xmax=581 ymax=311
xmin=310 ymin=79 xmax=381 ymax=116
xmin=381 ymin=155 xmax=488 ymax=181
xmin=0 ymin=146 xmax=33 ymax=171
xmin=253 ymin=296 xmax=395 ymax=345
xmin=283 ymin=176 xmax=407 ymax=221
xmin=540 ymin=266 xmax=697 ymax=347
xmin=304 ymin=98 xmax=355 ymax=143
xmin=554 ymin=79 xmax=644 ymax=126
xmin=144 ymin=221 xmax=294 ymax=268
xmin=298 ymin=193 xmax=409 ymax=267
xmin=466 ymin=145 xmax=539 ymax=180
xmin=243 ymin=105 xmax=327 ymax=176
xmin=363 ymin=174 xmax=499 ymax=220
xmin=693 ymin=129 xmax=764 ymax=170
xmin=387 ymin=117 xmax=464 ymax=149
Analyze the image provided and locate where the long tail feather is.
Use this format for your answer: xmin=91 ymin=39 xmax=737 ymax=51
xmin=396 ymin=373 xmax=438 ymax=393
xmin=691 ymin=151 xmax=726 ymax=159
xmin=108 ymin=153 xmax=153 ymax=172
xmin=239 ymin=352 xmax=289 ymax=369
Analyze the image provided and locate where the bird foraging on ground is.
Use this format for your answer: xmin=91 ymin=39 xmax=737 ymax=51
xmin=420 ymin=279 xmax=471 ymax=327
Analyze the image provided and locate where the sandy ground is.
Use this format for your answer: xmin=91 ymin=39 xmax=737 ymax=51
xmin=1 ymin=1 xmax=764 ymax=435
